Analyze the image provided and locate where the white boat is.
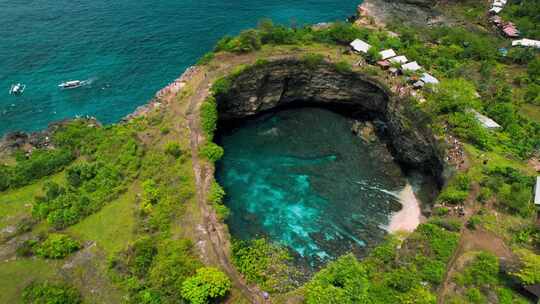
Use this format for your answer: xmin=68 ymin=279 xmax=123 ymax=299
xmin=9 ymin=83 xmax=26 ymax=95
xmin=58 ymin=80 xmax=82 ymax=89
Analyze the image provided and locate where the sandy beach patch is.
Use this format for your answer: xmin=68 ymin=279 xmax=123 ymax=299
xmin=388 ymin=183 xmax=422 ymax=232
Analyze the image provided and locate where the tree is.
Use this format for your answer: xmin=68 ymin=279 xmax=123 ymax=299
xmin=427 ymin=79 xmax=481 ymax=114
xmin=181 ymin=267 xmax=231 ymax=304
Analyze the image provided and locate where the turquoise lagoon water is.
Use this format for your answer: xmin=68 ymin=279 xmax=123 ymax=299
xmin=216 ymin=108 xmax=409 ymax=268
xmin=0 ymin=0 xmax=359 ymax=136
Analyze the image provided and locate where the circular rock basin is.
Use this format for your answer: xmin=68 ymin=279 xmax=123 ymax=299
xmin=216 ymin=107 xmax=432 ymax=270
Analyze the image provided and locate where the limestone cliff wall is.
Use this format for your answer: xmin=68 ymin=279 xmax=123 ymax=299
xmin=215 ymin=60 xmax=446 ymax=184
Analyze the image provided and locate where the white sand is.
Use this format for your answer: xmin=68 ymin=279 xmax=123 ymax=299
xmin=388 ymin=183 xmax=422 ymax=233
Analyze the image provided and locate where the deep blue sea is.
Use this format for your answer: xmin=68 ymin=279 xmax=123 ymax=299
xmin=0 ymin=0 xmax=359 ymax=136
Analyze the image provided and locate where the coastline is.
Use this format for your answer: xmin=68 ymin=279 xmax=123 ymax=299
xmin=388 ymin=182 xmax=424 ymax=233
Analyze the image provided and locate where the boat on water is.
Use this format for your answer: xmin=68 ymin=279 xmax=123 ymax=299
xmin=58 ymin=80 xmax=83 ymax=89
xmin=9 ymin=83 xmax=26 ymax=95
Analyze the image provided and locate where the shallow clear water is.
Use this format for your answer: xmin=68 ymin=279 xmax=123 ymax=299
xmin=0 ymin=0 xmax=359 ymax=135
xmin=216 ymin=108 xmax=408 ymax=268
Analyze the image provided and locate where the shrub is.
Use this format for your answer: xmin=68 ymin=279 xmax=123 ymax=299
xmin=211 ymin=77 xmax=232 ymax=96
xmin=334 ymin=60 xmax=352 ymax=73
xmin=129 ymin=237 xmax=158 ymax=278
xmin=512 ymin=249 xmax=540 ymax=285
xmin=148 ymin=240 xmax=202 ymax=300
xmin=200 ymin=96 xmax=218 ymax=140
xmin=181 ymin=267 xmax=231 ymax=304
xmin=164 ymin=142 xmax=182 ymax=158
xmin=199 ymin=142 xmax=224 ymax=162
xmin=35 ymin=234 xmax=80 ymax=259
xmin=438 ymin=187 xmax=468 ymax=204
xmin=365 ymin=47 xmax=382 ymax=63
xmin=232 ymin=239 xmax=295 ymax=292
xmin=23 ymin=281 xmax=82 ymax=304
xmin=305 ymin=254 xmax=369 ymax=304
xmin=461 ymin=252 xmax=499 ymax=286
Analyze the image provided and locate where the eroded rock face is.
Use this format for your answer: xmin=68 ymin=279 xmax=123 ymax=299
xmin=216 ymin=60 xmax=445 ymax=184
xmin=358 ymin=0 xmax=452 ymax=27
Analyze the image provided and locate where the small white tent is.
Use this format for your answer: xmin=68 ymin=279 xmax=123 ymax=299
xmin=401 ymin=61 xmax=422 ymax=72
xmin=379 ymin=49 xmax=397 ymax=60
xmin=350 ymin=39 xmax=371 ymax=53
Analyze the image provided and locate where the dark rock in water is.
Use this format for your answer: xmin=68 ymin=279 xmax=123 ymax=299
xmin=215 ymin=59 xmax=446 ymax=185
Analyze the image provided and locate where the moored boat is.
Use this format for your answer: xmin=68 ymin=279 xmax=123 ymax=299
xmin=58 ymin=80 xmax=82 ymax=89
xmin=9 ymin=83 xmax=26 ymax=95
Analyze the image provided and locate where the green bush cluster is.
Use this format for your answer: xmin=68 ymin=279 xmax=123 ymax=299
xmin=30 ymin=122 xmax=141 ymax=229
xmin=208 ymin=181 xmax=229 ymax=220
xmin=164 ymin=142 xmax=182 ymax=158
xmin=448 ymin=251 xmax=529 ymax=303
xmin=304 ymin=224 xmax=459 ymax=303
xmin=199 ymin=142 xmax=224 ymax=162
xmin=214 ymin=20 xmax=370 ymax=55
xmin=181 ymin=267 xmax=231 ymax=304
xmin=110 ymin=238 xmax=206 ymax=304
xmin=22 ymin=281 xmax=81 ymax=304
xmin=200 ymin=96 xmax=218 ymax=140
xmin=34 ymin=233 xmax=80 ymax=259
xmin=232 ymin=238 xmax=296 ymax=293
xmin=481 ymin=166 xmax=534 ymax=217
xmin=0 ymin=148 xmax=74 ymax=191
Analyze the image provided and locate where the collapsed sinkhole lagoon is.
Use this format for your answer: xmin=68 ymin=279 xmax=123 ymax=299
xmin=213 ymin=59 xmax=444 ymax=271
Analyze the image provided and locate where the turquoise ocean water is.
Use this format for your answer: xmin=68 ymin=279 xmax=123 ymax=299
xmin=0 ymin=0 xmax=359 ymax=135
xmin=216 ymin=108 xmax=408 ymax=268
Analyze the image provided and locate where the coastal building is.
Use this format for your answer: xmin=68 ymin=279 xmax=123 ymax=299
xmin=535 ymin=176 xmax=540 ymax=208
xmin=420 ymin=73 xmax=439 ymax=85
xmin=379 ymin=49 xmax=397 ymax=60
xmin=512 ymin=39 xmax=540 ymax=49
xmin=471 ymin=110 xmax=501 ymax=130
xmin=489 ymin=6 xmax=503 ymax=14
xmin=389 ymin=55 xmax=408 ymax=64
xmin=402 ymin=61 xmax=422 ymax=72
xmin=502 ymin=22 xmax=520 ymax=38
xmin=377 ymin=60 xmax=391 ymax=69
xmin=350 ymin=39 xmax=371 ymax=53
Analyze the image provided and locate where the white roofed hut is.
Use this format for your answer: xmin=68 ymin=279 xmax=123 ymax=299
xmin=389 ymin=55 xmax=408 ymax=64
xmin=350 ymin=39 xmax=372 ymax=54
xmin=489 ymin=6 xmax=503 ymax=14
xmin=512 ymin=39 xmax=540 ymax=49
xmin=402 ymin=61 xmax=422 ymax=72
xmin=379 ymin=49 xmax=397 ymax=60
xmin=534 ymin=176 xmax=540 ymax=207
xmin=421 ymin=73 xmax=439 ymax=85
xmin=471 ymin=110 xmax=501 ymax=130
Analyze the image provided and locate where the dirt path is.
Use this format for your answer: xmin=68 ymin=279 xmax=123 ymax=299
xmin=181 ymin=56 xmax=267 ymax=303
xmin=436 ymin=184 xmax=514 ymax=303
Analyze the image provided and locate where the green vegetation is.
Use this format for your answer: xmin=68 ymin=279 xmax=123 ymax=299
xmin=512 ymin=249 xmax=540 ymax=285
xmin=34 ymin=234 xmax=80 ymax=259
xmin=447 ymin=252 xmax=530 ymax=304
xmin=200 ymin=96 xmax=218 ymax=140
xmin=232 ymin=239 xmax=297 ymax=293
xmin=303 ymin=224 xmax=459 ymax=303
xmin=181 ymin=267 xmax=231 ymax=304
xmin=22 ymin=281 xmax=82 ymax=304
xmin=199 ymin=142 xmax=224 ymax=162
xmin=0 ymin=148 xmax=73 ymax=191
xmin=164 ymin=142 xmax=182 ymax=158
xmin=502 ymin=0 xmax=540 ymax=40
